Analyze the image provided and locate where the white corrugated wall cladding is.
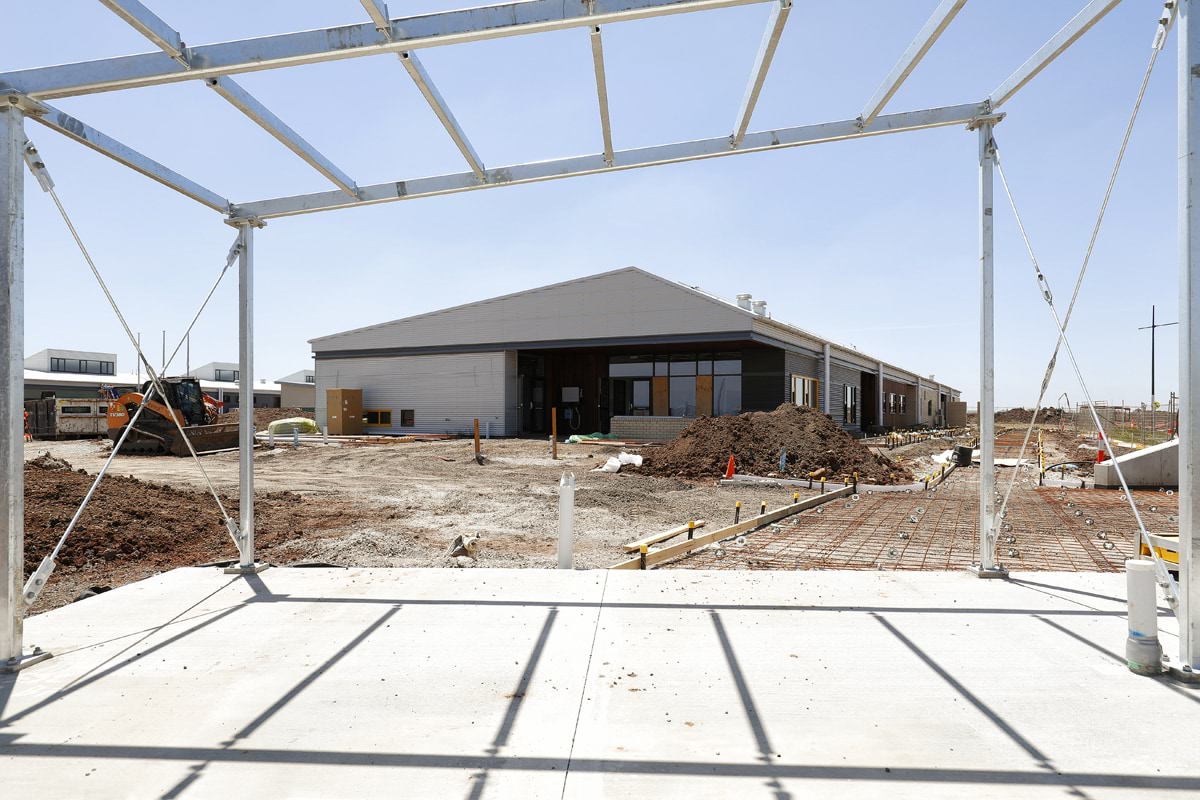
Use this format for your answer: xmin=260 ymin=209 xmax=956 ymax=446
xmin=314 ymin=352 xmax=514 ymax=435
xmin=313 ymin=270 xmax=750 ymax=352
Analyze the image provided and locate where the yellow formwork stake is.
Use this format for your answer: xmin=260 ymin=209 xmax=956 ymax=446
xmin=687 ymin=519 xmax=696 ymax=540
xmin=639 ymin=544 xmax=648 ymax=570
xmin=792 ymin=491 xmax=800 ymax=503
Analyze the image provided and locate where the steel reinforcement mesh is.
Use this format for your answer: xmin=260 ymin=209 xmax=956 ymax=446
xmin=667 ymin=467 xmax=1179 ymax=572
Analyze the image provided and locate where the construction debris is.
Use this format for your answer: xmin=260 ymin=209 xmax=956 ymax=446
xmin=635 ymin=404 xmax=910 ymax=483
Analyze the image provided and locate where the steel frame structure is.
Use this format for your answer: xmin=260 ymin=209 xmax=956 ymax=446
xmin=1 ymin=0 xmax=1194 ymax=673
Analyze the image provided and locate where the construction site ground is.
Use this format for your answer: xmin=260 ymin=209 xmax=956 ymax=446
xmin=3 ymin=568 xmax=1197 ymax=798
xmin=20 ymin=424 xmax=1173 ymax=613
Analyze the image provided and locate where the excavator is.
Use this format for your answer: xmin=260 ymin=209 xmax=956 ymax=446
xmin=107 ymin=377 xmax=240 ymax=455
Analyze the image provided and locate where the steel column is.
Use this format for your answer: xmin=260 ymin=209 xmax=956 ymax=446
xmin=916 ymin=376 xmax=923 ymax=425
xmin=1179 ymin=0 xmax=1200 ymax=670
xmin=877 ymin=362 xmax=884 ymax=431
xmin=237 ymin=223 xmax=255 ymax=569
xmin=0 ymin=105 xmax=24 ymax=665
xmin=977 ymin=121 xmax=998 ymax=573
xmin=823 ymin=343 xmax=831 ymax=416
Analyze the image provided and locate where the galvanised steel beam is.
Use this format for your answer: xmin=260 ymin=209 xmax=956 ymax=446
xmin=731 ymin=0 xmax=791 ymax=147
xmin=359 ymin=0 xmax=393 ymax=37
xmin=989 ymin=0 xmax=1124 ymax=109
xmin=97 ymin=0 xmax=187 ymax=64
xmin=0 ymin=0 xmax=772 ymax=100
xmin=97 ymin=2 xmax=359 ymax=197
xmin=15 ymin=96 xmax=229 ymax=211
xmin=398 ymin=52 xmax=485 ymax=180
xmin=231 ymin=102 xmax=987 ymax=219
xmin=589 ymin=26 xmax=615 ymax=167
xmin=206 ymin=77 xmax=359 ymax=195
xmin=859 ymin=0 xmax=966 ymax=128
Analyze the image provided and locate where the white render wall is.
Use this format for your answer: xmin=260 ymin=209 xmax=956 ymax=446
xmin=315 ymin=351 xmax=514 ymax=436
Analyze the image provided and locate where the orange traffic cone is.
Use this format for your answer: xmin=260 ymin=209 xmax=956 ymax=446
xmin=724 ymin=455 xmax=736 ymax=479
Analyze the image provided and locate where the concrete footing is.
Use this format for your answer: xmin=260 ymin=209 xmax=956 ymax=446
xmin=223 ymin=562 xmax=270 ymax=575
xmin=967 ymin=564 xmax=1009 ymax=579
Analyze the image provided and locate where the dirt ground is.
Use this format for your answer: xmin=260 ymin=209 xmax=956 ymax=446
xmin=21 ymin=423 xmax=1172 ymax=614
xmin=22 ymin=437 xmax=815 ymax=611
xmin=636 ymin=404 xmax=911 ymax=483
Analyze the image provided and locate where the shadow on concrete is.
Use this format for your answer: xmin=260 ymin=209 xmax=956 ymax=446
xmin=1034 ymin=616 xmax=1200 ymax=705
xmin=711 ymin=611 xmax=791 ymax=800
xmin=1008 ymin=577 xmax=1127 ymax=606
xmin=467 ymin=608 xmax=557 ymax=800
xmin=3 ymin=741 xmax=1199 ymax=790
xmin=159 ymin=604 xmax=402 ymax=799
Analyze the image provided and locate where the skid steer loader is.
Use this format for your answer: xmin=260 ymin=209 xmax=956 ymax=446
xmin=107 ymin=377 xmax=240 ymax=456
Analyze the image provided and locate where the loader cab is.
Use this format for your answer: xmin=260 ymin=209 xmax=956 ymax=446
xmin=142 ymin=378 xmax=208 ymax=427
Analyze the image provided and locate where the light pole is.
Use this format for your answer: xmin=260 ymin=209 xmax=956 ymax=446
xmin=1138 ymin=305 xmax=1178 ymax=442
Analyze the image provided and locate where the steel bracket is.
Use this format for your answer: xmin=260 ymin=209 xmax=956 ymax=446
xmin=967 ymin=564 xmax=1010 ymax=579
xmin=224 ymin=215 xmax=267 ymax=229
xmin=2 ymin=92 xmax=48 ymax=117
xmin=966 ymin=111 xmax=1004 ymax=131
xmin=2 ymin=647 xmax=53 ymax=674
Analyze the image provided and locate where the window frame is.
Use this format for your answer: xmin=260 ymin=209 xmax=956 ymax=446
xmin=792 ymin=375 xmax=819 ymax=409
xmin=364 ymin=409 xmax=393 ymax=427
xmin=843 ymin=384 xmax=858 ymax=424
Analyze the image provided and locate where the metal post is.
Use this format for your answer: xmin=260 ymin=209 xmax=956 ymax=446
xmin=916 ymin=376 xmax=923 ymax=425
xmin=975 ymin=120 xmax=1003 ymax=577
xmin=1 ymin=104 xmax=25 ymax=667
xmin=877 ymin=362 xmax=884 ymax=431
xmin=1179 ymin=0 xmax=1200 ymax=673
xmin=228 ymin=222 xmax=264 ymax=573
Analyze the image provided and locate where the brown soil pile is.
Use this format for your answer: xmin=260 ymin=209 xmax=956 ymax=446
xmin=217 ymin=406 xmax=312 ymax=426
xmin=636 ymin=404 xmax=910 ymax=483
xmin=23 ymin=456 xmax=362 ymax=612
xmin=995 ymin=407 xmax=1065 ymax=424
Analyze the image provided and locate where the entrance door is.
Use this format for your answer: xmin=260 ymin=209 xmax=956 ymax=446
xmin=599 ymin=378 xmax=612 ymax=434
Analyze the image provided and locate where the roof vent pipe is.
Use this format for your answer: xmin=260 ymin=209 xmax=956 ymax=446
xmin=736 ymin=293 xmax=753 ymax=311
xmin=751 ymin=300 xmax=767 ymax=317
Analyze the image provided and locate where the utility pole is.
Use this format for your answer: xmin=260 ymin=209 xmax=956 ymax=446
xmin=1138 ymin=304 xmax=1178 ymax=441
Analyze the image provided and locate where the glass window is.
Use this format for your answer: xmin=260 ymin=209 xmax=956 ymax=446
xmin=844 ymin=385 xmax=858 ymax=424
xmin=305 ymin=375 xmax=315 ymax=384
xmin=669 ymin=355 xmax=696 ymax=376
xmin=632 ymin=380 xmax=650 ymax=410
xmin=697 ymin=357 xmax=712 ymax=375
xmin=215 ymin=369 xmax=239 ymax=382
xmin=609 ymin=359 xmax=654 ymax=377
xmin=792 ymin=376 xmax=818 ymax=409
xmin=400 ymin=409 xmax=414 ymax=427
xmin=669 ymin=376 xmax=696 ymax=417
xmin=713 ymin=375 xmax=742 ymax=416
xmin=654 ymin=359 xmax=669 ymax=376
xmin=713 ymin=353 xmax=741 ymax=374
xmin=365 ymin=409 xmax=392 ymax=426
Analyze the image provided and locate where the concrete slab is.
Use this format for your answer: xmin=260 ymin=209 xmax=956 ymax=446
xmin=2 ymin=568 xmax=1198 ymax=799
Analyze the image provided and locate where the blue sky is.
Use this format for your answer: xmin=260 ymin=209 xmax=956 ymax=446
xmin=3 ymin=1 xmax=1183 ymax=408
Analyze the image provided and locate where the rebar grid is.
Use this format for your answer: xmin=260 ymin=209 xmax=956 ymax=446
xmin=669 ymin=470 xmax=1178 ymax=572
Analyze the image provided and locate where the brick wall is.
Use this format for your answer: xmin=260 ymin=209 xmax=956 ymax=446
xmin=611 ymin=416 xmax=694 ymax=440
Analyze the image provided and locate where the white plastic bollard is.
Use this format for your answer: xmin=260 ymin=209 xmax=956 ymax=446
xmin=268 ymin=428 xmax=275 ymax=448
xmin=293 ymin=428 xmax=300 ymax=448
xmin=557 ymin=472 xmax=576 ymax=570
xmin=322 ymin=425 xmax=328 ymax=445
xmin=1126 ymin=558 xmax=1163 ymax=675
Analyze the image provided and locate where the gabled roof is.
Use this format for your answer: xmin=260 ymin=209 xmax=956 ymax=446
xmin=310 ymin=267 xmax=755 ymax=352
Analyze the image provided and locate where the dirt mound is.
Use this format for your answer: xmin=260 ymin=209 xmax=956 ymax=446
xmin=995 ymin=407 xmax=1064 ymax=424
xmin=23 ymin=467 xmax=362 ymax=612
xmin=28 ymin=452 xmax=73 ymax=471
xmin=636 ymin=404 xmax=910 ymax=484
xmin=217 ymin=406 xmax=312 ymax=427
